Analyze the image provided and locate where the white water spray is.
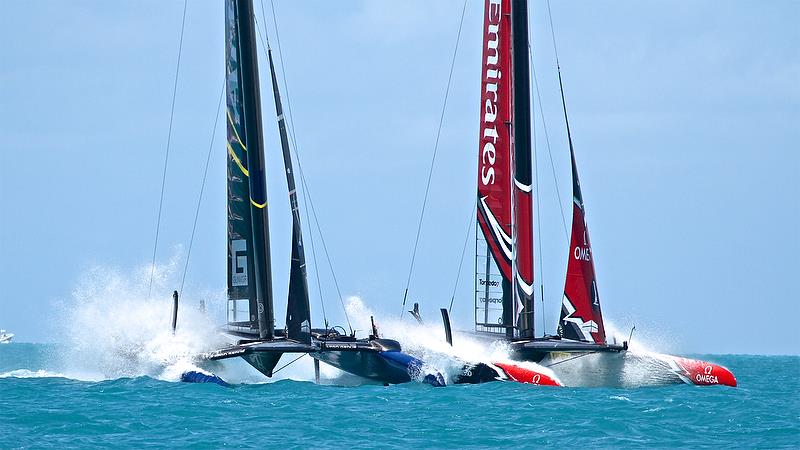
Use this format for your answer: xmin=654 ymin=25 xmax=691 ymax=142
xmin=343 ymin=296 xmax=559 ymax=383
xmin=54 ymin=256 xmax=225 ymax=382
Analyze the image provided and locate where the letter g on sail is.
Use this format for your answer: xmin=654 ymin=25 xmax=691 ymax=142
xmin=231 ymin=239 xmax=248 ymax=286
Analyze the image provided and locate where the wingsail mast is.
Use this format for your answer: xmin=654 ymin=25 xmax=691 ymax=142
xmin=474 ymin=0 xmax=535 ymax=339
xmin=225 ymin=0 xmax=275 ymax=339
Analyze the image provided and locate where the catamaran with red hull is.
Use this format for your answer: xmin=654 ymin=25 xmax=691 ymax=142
xmin=467 ymin=0 xmax=735 ymax=387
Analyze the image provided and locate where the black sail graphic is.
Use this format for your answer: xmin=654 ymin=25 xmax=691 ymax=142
xmin=225 ymin=0 xmax=275 ymax=339
xmin=266 ymin=49 xmax=312 ymax=344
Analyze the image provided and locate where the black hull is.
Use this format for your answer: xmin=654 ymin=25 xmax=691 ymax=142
xmin=205 ymin=335 xmax=316 ymax=377
xmin=312 ymin=338 xmax=412 ymax=385
xmin=211 ymin=329 xmax=413 ymax=384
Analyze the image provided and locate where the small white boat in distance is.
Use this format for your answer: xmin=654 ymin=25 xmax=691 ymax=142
xmin=0 ymin=330 xmax=14 ymax=344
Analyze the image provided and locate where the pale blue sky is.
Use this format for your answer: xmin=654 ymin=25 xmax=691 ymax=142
xmin=0 ymin=1 xmax=797 ymax=354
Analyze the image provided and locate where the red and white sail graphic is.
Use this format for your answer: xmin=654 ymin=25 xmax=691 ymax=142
xmin=475 ymin=0 xmax=513 ymax=331
xmin=559 ymin=149 xmax=606 ymax=344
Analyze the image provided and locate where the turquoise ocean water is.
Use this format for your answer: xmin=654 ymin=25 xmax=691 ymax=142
xmin=1 ymin=343 xmax=798 ymax=448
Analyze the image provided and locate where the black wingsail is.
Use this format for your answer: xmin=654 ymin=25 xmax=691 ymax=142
xmin=266 ymin=49 xmax=312 ymax=345
xmin=225 ymin=0 xmax=275 ymax=339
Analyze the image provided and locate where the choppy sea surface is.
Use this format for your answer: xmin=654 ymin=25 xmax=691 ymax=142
xmin=1 ymin=343 xmax=797 ymax=448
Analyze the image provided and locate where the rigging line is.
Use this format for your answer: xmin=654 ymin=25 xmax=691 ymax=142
xmin=546 ymin=0 xmax=580 ymax=200
xmin=271 ymin=353 xmax=307 ymax=375
xmin=400 ymin=0 xmax=468 ymax=319
xmin=529 ymin=46 xmax=569 ymax=241
xmin=259 ymin=0 xmax=271 ymax=47
xmin=529 ymin=47 xmax=546 ymax=337
xmin=300 ymin=168 xmax=328 ymax=328
xmin=261 ymin=0 xmax=345 ymax=331
xmin=545 ymin=0 xmax=561 ymax=66
xmin=266 ymin=0 xmax=333 ymax=329
xmin=254 ymin=8 xmax=332 ymax=327
xmin=148 ymin=0 xmax=189 ymax=300
xmin=179 ymin=82 xmax=225 ymax=296
xmin=300 ymin=172 xmax=350 ymax=332
xmin=448 ymin=201 xmax=477 ymax=314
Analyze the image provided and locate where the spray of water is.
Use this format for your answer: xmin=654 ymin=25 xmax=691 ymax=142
xmin=53 ymin=254 xmax=225 ymax=382
xmin=41 ymin=260 xmax=696 ymax=388
xmin=343 ymin=296 xmax=560 ymax=383
xmin=342 ymin=297 xmax=696 ymax=387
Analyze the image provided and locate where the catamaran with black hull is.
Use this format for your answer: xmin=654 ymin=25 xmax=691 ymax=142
xmin=199 ymin=0 xmax=440 ymax=386
xmin=446 ymin=0 xmax=735 ymax=387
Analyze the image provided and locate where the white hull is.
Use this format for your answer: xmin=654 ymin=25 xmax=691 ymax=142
xmin=540 ymin=351 xmax=628 ymax=387
xmin=541 ymin=351 xmax=735 ymax=387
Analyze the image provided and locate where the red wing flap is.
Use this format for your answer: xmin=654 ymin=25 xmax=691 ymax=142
xmin=476 ymin=0 xmax=513 ymax=280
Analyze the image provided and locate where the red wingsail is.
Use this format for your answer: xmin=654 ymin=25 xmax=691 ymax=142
xmin=475 ymin=0 xmax=514 ymax=332
xmin=559 ymin=148 xmax=606 ymax=344
xmin=510 ymin=0 xmax=535 ymax=336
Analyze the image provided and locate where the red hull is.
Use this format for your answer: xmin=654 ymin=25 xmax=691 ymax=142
xmin=492 ymin=361 xmax=562 ymax=386
xmin=661 ymin=354 xmax=737 ymax=387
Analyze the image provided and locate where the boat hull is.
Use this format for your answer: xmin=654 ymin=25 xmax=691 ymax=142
xmin=655 ymin=353 xmax=737 ymax=387
xmin=311 ymin=338 xmax=415 ymax=385
xmin=181 ymin=370 xmax=230 ymax=387
xmin=491 ymin=361 xmax=562 ymax=386
xmin=205 ymin=335 xmax=316 ymax=377
xmin=532 ymin=348 xmax=736 ymax=387
xmin=509 ymin=337 xmax=627 ymax=363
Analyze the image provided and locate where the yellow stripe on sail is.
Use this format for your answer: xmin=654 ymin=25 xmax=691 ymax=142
xmin=226 ymin=109 xmax=246 ymax=151
xmin=250 ymin=198 xmax=267 ymax=208
xmin=227 ymin=143 xmax=249 ymax=177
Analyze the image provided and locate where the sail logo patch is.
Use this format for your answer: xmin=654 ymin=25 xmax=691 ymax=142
xmin=231 ymin=239 xmax=248 ymax=286
xmin=479 ymin=278 xmax=500 ymax=287
xmin=480 ymin=0 xmax=503 ymax=186
xmin=573 ymin=246 xmax=591 ymax=261
xmin=561 ymin=295 xmax=599 ymax=341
